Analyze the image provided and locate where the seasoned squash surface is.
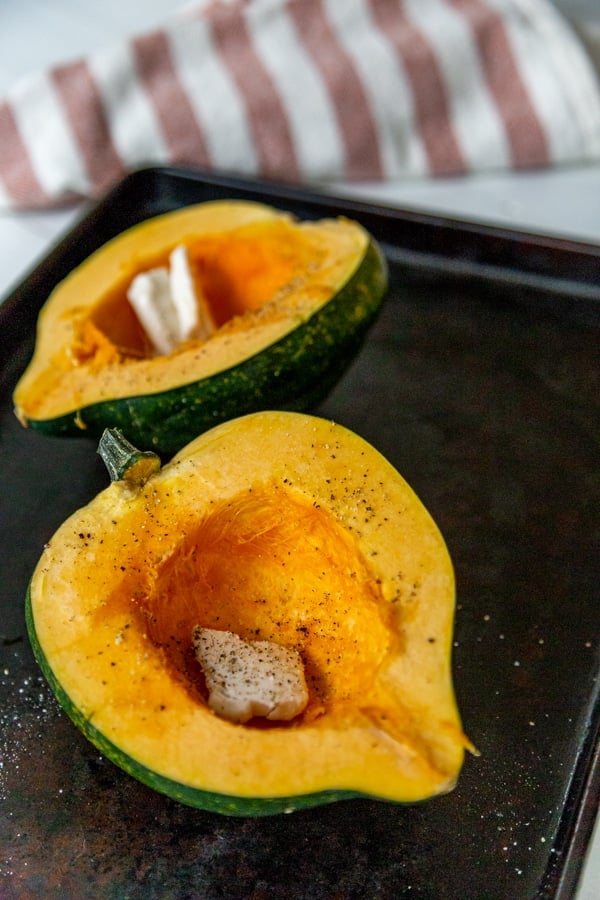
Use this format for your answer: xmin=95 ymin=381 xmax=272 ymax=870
xmin=27 ymin=412 xmax=470 ymax=815
xmin=14 ymin=201 xmax=387 ymax=455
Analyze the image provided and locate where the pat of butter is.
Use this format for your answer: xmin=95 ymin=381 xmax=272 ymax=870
xmin=127 ymin=245 xmax=215 ymax=355
xmin=193 ymin=626 xmax=309 ymax=724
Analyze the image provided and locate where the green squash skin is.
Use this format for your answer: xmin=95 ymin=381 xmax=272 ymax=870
xmin=22 ymin=239 xmax=387 ymax=457
xmin=25 ymin=583 xmax=378 ymax=816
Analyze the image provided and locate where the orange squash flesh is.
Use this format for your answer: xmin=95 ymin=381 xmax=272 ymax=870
xmin=83 ymin=221 xmax=320 ymax=359
xmin=27 ymin=411 xmax=470 ymax=812
xmin=128 ymin=488 xmax=395 ymax=724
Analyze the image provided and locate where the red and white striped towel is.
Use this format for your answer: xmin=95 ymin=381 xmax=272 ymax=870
xmin=1 ymin=0 xmax=599 ymax=210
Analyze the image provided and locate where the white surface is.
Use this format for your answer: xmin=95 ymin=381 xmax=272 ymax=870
xmin=1 ymin=2 xmax=599 ymax=898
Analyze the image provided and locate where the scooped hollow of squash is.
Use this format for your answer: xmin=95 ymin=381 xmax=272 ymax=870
xmin=13 ymin=200 xmax=387 ymax=456
xmin=26 ymin=411 xmax=472 ymax=816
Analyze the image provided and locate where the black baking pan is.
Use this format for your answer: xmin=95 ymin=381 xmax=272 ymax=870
xmin=1 ymin=166 xmax=599 ymax=900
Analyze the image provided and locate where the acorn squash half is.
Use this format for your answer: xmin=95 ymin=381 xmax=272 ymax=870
xmin=26 ymin=411 xmax=471 ymax=816
xmin=13 ymin=201 xmax=387 ymax=456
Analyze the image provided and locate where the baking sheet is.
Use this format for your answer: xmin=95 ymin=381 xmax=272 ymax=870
xmin=1 ymin=167 xmax=599 ymax=899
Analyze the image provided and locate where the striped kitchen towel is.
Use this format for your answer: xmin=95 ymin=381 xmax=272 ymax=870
xmin=1 ymin=0 xmax=599 ymax=209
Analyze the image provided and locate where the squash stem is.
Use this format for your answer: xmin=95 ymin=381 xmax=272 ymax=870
xmin=98 ymin=428 xmax=161 ymax=486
